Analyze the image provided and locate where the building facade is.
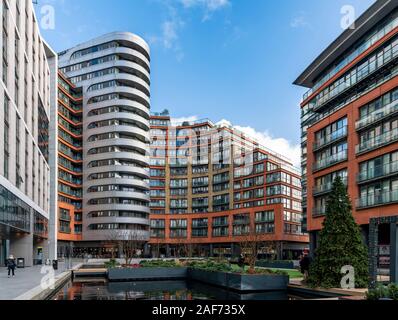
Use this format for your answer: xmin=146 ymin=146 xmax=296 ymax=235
xmin=57 ymin=72 xmax=83 ymax=255
xmin=295 ymin=0 xmax=398 ymax=264
xmin=57 ymin=32 xmax=151 ymax=255
xmin=0 ymin=0 xmax=58 ymax=266
xmin=148 ymin=111 xmax=308 ymax=259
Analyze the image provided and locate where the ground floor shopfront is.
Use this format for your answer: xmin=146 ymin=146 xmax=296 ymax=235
xmin=57 ymin=240 xmax=308 ymax=260
xmin=148 ymin=241 xmax=308 ymax=260
xmin=0 ymin=182 xmax=49 ymax=267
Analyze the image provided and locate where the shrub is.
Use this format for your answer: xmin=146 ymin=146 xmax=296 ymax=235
xmin=366 ymin=284 xmax=398 ymax=300
xmin=139 ymin=259 xmax=179 ymax=268
xmin=187 ymin=260 xmax=284 ymax=275
xmin=104 ymin=258 xmax=119 ymax=269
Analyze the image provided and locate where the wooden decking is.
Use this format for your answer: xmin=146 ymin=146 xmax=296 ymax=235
xmin=288 ymin=278 xmax=368 ymax=300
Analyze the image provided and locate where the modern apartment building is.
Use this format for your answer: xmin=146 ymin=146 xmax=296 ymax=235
xmin=0 ymin=0 xmax=58 ymax=266
xmin=295 ymin=0 xmax=398 ymax=272
xmin=57 ymin=32 xmax=151 ymax=255
xmin=148 ymin=111 xmax=308 ymax=259
xmin=57 ymin=72 xmax=83 ymax=255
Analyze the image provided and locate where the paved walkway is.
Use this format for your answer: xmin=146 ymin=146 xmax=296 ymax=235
xmin=0 ymin=260 xmax=82 ymax=300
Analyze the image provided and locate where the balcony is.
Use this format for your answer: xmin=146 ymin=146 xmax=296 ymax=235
xmin=356 ymin=128 xmax=398 ymax=155
xmin=312 ymin=207 xmax=326 ymax=217
xmin=233 ymin=219 xmax=250 ymax=226
xmin=313 ymin=126 xmax=348 ymax=151
xmin=192 ymin=223 xmax=208 ymax=229
xmin=357 ymin=190 xmax=398 ymax=209
xmin=312 ymin=38 xmax=398 ymax=113
xmin=59 ymin=213 xmax=71 ymax=222
xmin=358 ymin=161 xmax=398 ymax=184
xmin=59 ymin=226 xmax=71 ymax=234
xmin=356 ymin=100 xmax=398 ymax=131
xmin=313 ymin=177 xmax=348 ymax=196
xmin=213 ymin=199 xmax=229 ymax=206
xmin=313 ymin=150 xmax=348 ymax=172
xmin=192 ymin=202 xmax=209 ymax=208
xmin=212 ymin=221 xmax=229 ymax=227
xmin=150 ymin=224 xmax=165 ymax=229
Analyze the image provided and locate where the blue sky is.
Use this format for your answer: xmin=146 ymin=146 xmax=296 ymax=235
xmin=37 ymin=0 xmax=375 ymax=166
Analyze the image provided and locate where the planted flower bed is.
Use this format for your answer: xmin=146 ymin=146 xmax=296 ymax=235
xmin=186 ymin=261 xmax=289 ymax=292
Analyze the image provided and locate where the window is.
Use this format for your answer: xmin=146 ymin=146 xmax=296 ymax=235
xmin=16 ymin=115 xmax=21 ymax=188
xmin=4 ymin=95 xmax=9 ymax=179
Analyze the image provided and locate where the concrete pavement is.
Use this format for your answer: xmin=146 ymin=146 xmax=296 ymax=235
xmin=0 ymin=259 xmax=82 ymax=300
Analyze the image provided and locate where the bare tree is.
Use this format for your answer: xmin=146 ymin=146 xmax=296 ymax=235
xmin=238 ymin=225 xmax=275 ymax=273
xmin=118 ymin=230 xmax=146 ymax=266
xmin=106 ymin=230 xmax=121 ymax=259
xmin=151 ymin=236 xmax=163 ymax=258
xmin=179 ymin=238 xmax=193 ymax=258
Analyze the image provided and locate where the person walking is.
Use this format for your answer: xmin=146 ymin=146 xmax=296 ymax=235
xmin=6 ymin=255 xmax=16 ymax=278
xmin=299 ymin=252 xmax=311 ymax=283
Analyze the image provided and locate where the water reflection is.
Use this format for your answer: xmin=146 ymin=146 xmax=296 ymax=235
xmin=54 ymin=279 xmax=294 ymax=301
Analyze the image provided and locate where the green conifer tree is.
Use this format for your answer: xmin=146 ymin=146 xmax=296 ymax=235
xmin=308 ymin=176 xmax=369 ymax=288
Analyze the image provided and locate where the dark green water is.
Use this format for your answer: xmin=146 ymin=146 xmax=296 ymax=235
xmin=53 ymin=279 xmax=317 ymax=300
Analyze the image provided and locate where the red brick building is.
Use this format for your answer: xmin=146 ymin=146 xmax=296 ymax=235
xmin=295 ymin=0 xmax=398 ymax=272
xmin=148 ymin=111 xmax=308 ymax=259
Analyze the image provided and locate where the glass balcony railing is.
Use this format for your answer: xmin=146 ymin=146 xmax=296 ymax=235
xmin=302 ymin=14 xmax=398 ymax=103
xmin=212 ymin=220 xmax=229 ymax=227
xmin=59 ymin=213 xmax=71 ymax=221
xmin=313 ymin=177 xmax=348 ymax=195
xmin=356 ymin=128 xmax=398 ymax=154
xmin=357 ymin=190 xmax=398 ymax=209
xmin=312 ymin=207 xmax=326 ymax=217
xmin=59 ymin=226 xmax=71 ymax=234
xmin=313 ymin=126 xmax=348 ymax=150
xmin=312 ymin=38 xmax=398 ymax=111
xmin=356 ymin=100 xmax=398 ymax=130
xmin=313 ymin=150 xmax=348 ymax=172
xmin=358 ymin=160 xmax=398 ymax=183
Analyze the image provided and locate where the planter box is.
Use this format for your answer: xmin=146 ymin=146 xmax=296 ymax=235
xmin=108 ymin=267 xmax=188 ymax=281
xmin=188 ymin=269 xmax=228 ymax=288
xmin=188 ymin=269 xmax=288 ymax=292
xmin=108 ymin=267 xmax=288 ymax=291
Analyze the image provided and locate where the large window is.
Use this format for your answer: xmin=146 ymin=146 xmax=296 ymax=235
xmin=3 ymin=95 xmax=9 ymax=179
xmin=0 ymin=185 xmax=32 ymax=232
xmin=38 ymin=98 xmax=49 ymax=162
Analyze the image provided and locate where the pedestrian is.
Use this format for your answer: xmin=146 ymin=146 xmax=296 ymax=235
xmin=299 ymin=252 xmax=311 ymax=282
xmin=6 ymin=255 xmax=16 ymax=278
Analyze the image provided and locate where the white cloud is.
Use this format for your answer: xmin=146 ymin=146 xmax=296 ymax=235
xmin=180 ymin=0 xmax=230 ymax=11
xmin=217 ymin=119 xmax=301 ymax=168
xmin=171 ymin=115 xmax=199 ymax=126
xmin=290 ymin=12 xmax=310 ymax=28
xmin=180 ymin=0 xmax=230 ymax=21
xmin=162 ymin=20 xmax=179 ymax=49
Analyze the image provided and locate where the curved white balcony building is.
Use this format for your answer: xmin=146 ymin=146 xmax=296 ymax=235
xmin=59 ymin=32 xmax=151 ymax=242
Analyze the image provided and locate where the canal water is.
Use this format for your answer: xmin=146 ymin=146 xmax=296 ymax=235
xmin=53 ymin=279 xmax=319 ymax=300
